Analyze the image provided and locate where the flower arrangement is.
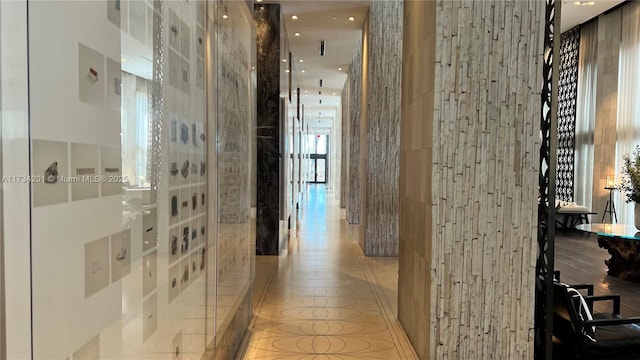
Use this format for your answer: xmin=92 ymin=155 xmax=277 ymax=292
xmin=620 ymin=145 xmax=640 ymax=203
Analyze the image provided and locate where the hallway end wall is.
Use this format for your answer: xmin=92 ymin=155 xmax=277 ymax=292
xmin=399 ymin=0 xmax=544 ymax=358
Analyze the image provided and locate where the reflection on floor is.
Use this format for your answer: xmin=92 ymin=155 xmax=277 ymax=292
xmin=555 ymin=230 xmax=640 ymax=316
xmin=239 ymin=184 xmax=418 ymax=359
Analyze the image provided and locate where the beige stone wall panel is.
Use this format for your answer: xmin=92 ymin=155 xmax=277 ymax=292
xmin=400 ymin=0 xmax=544 ymax=358
xmin=347 ymin=35 xmax=363 ymax=224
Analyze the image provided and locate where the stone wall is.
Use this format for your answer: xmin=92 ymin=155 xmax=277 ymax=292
xmin=361 ymin=0 xmax=403 ymax=256
xmin=346 ymin=34 xmax=362 ymax=225
xmin=399 ymin=0 xmax=544 ymax=358
xmin=342 ymin=2 xmax=403 ymax=256
xmin=340 ymin=83 xmax=349 ymax=209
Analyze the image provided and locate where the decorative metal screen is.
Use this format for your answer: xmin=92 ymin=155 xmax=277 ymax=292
xmin=556 ymin=29 xmax=580 ymax=202
xmin=535 ymin=0 xmax=559 ymax=359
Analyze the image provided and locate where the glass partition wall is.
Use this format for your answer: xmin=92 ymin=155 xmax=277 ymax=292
xmin=213 ymin=0 xmax=255 ymax=351
xmin=1 ymin=2 xmax=32 ymax=358
xmin=23 ymin=1 xmax=255 ymax=358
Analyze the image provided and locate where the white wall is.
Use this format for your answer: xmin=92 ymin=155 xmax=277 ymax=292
xmin=1 ymin=1 xmax=32 ymax=358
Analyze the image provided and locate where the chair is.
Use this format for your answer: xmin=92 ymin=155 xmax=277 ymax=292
xmin=553 ymin=282 xmax=640 ymax=360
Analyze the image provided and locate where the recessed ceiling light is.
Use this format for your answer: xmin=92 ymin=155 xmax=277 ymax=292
xmin=338 ymin=67 xmax=343 ymax=71
xmin=348 ymin=16 xmax=355 ymax=21
xmin=332 ymin=17 xmax=337 ymax=20
xmin=292 ymin=15 xmax=298 ymax=20
xmin=305 ymin=90 xmax=308 ymax=93
xmin=283 ymin=58 xmax=287 ymax=62
xmin=222 ymin=14 xmax=228 ymax=19
xmin=299 ymin=59 xmax=304 ymax=63
xmin=333 ymin=92 xmax=336 ymax=95
xmin=574 ymin=0 xmax=595 ymax=4
xmin=301 ymin=70 xmax=306 ymax=73
xmin=285 ymin=69 xmax=290 ymax=73
xmin=256 ymin=0 xmax=263 ymax=2
xmin=294 ymin=32 xmax=301 ymax=37
xmin=251 ymin=66 xmax=255 ymax=70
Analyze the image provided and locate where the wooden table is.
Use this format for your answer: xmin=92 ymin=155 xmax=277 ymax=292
xmin=576 ymin=223 xmax=640 ymax=282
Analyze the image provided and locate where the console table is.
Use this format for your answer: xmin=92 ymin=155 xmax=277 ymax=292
xmin=575 ymin=223 xmax=640 ymax=282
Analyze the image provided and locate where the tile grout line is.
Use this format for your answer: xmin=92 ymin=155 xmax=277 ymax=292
xmin=344 ymin=223 xmax=419 ymax=360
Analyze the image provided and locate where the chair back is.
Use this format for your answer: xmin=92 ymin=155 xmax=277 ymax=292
xmin=553 ymin=283 xmax=588 ymax=343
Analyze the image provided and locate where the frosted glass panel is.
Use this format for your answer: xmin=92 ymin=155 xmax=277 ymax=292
xmin=28 ymin=1 xmax=210 ymax=358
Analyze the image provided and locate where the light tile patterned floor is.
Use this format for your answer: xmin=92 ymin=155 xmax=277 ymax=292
xmin=239 ymin=185 xmax=418 ymax=359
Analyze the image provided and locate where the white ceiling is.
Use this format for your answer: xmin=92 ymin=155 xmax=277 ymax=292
xmin=561 ymin=0 xmax=625 ymax=31
xmin=273 ymin=0 xmax=369 ymax=131
xmin=276 ymin=0 xmax=626 ymax=133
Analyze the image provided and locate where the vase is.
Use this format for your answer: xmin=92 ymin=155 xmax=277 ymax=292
xmin=635 ymin=203 xmax=640 ymax=230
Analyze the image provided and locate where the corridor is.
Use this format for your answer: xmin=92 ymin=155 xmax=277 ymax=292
xmin=239 ymin=185 xmax=418 ymax=359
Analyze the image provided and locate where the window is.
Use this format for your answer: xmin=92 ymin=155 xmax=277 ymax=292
xmin=121 ymin=72 xmax=150 ymax=187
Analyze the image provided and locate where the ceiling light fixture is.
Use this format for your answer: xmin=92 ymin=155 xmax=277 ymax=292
xmin=299 ymin=59 xmax=304 ymax=63
xmin=283 ymin=58 xmax=287 ymax=62
xmin=332 ymin=17 xmax=337 ymax=20
xmin=292 ymin=15 xmax=298 ymax=20
xmin=338 ymin=67 xmax=343 ymax=71
xmin=320 ymin=40 xmax=326 ymax=56
xmin=294 ymin=32 xmax=301 ymax=37
xmin=301 ymin=69 xmax=306 ymax=73
xmin=348 ymin=16 xmax=355 ymax=21
xmin=574 ymin=1 xmax=595 ymax=5
xmin=256 ymin=0 xmax=263 ymax=2
xmin=285 ymin=69 xmax=290 ymax=73
xmin=222 ymin=14 xmax=228 ymax=19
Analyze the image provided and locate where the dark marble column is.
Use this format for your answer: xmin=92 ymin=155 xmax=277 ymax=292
xmin=254 ymin=4 xmax=281 ymax=255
